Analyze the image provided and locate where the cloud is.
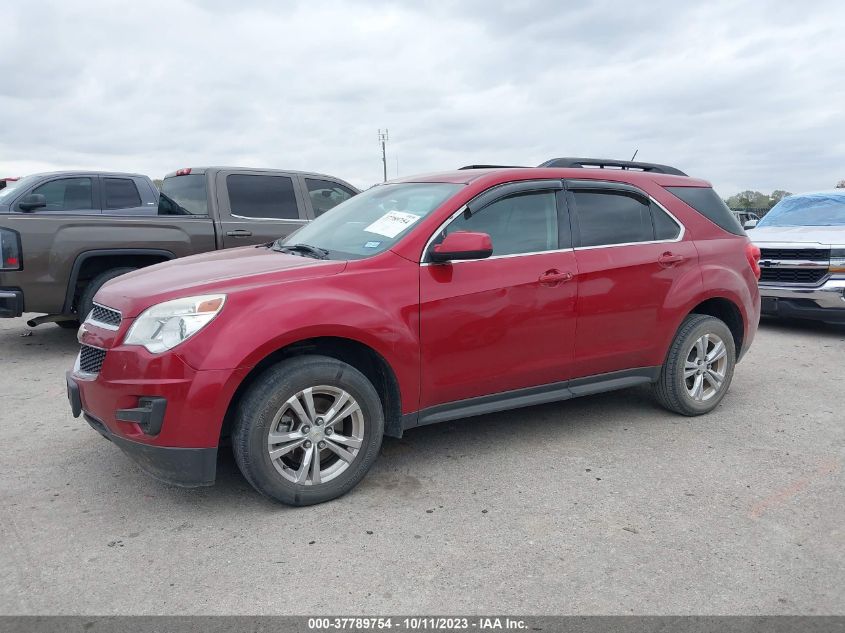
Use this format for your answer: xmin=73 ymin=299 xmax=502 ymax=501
xmin=1 ymin=0 xmax=843 ymax=195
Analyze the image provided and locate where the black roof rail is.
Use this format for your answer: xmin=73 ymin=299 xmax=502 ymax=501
xmin=458 ymin=164 xmax=528 ymax=170
xmin=538 ymin=157 xmax=687 ymax=177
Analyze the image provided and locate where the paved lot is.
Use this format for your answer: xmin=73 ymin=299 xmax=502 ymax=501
xmin=0 ymin=315 xmax=842 ymax=615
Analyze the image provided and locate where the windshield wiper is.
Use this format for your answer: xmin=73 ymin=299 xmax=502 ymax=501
xmin=272 ymin=242 xmax=329 ymax=259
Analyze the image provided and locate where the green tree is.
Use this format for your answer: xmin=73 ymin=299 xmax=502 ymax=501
xmin=153 ymin=179 xmax=163 ymax=190
xmin=836 ymin=180 xmax=845 ymax=189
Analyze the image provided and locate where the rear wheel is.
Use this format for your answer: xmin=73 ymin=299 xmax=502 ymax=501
xmin=77 ymin=267 xmax=136 ymax=321
xmin=232 ymin=355 xmax=384 ymax=506
xmin=653 ymin=314 xmax=736 ymax=416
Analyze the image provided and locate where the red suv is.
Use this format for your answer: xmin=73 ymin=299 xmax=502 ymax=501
xmin=67 ymin=158 xmax=761 ymax=505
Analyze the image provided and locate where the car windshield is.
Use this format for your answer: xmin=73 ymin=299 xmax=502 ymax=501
xmin=0 ymin=175 xmax=39 ymax=202
xmin=757 ymin=193 xmax=845 ymax=227
xmin=275 ymin=182 xmax=463 ymax=259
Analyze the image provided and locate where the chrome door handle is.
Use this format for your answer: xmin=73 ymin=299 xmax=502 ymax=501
xmin=226 ymin=230 xmax=253 ymax=237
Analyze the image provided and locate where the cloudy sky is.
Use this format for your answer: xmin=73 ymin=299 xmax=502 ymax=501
xmin=1 ymin=0 xmax=843 ymax=195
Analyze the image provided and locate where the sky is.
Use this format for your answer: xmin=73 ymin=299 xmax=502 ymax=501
xmin=1 ymin=0 xmax=843 ymax=196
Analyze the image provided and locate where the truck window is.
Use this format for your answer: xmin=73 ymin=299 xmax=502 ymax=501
xmin=159 ymin=174 xmax=208 ymax=215
xmin=104 ymin=178 xmax=142 ymax=210
xmin=227 ymin=174 xmax=299 ymax=220
xmin=31 ymin=177 xmax=94 ymax=212
xmin=305 ymin=178 xmax=356 ymax=216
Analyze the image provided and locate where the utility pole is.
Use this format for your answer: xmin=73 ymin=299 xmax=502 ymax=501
xmin=378 ymin=129 xmax=389 ymax=182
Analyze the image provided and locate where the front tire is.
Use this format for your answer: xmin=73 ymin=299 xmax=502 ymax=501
xmin=232 ymin=355 xmax=384 ymax=506
xmin=653 ymin=314 xmax=736 ymax=416
xmin=78 ymin=267 xmax=136 ymax=321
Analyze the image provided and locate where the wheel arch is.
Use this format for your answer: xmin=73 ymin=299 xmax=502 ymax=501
xmin=219 ymin=335 xmax=404 ymax=443
xmin=63 ymin=249 xmax=176 ymax=314
xmin=687 ymin=296 xmax=745 ymax=359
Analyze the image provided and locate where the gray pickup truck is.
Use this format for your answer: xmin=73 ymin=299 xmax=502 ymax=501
xmin=0 ymin=167 xmax=358 ymax=327
xmin=747 ymin=190 xmax=845 ymax=323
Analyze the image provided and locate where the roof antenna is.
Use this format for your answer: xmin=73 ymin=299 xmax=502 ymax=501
xmin=630 ymin=149 xmax=639 ymax=161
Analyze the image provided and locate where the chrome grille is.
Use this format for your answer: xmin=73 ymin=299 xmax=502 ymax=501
xmin=759 ymin=248 xmax=830 ymax=261
xmin=79 ymin=344 xmax=107 ymax=374
xmin=759 ymin=268 xmax=828 ymax=284
xmin=90 ymin=303 xmax=122 ymax=328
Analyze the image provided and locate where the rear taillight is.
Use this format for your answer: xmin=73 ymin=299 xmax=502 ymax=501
xmin=0 ymin=228 xmax=22 ymax=271
xmin=175 ymin=168 xmax=192 ymax=176
xmin=746 ymin=242 xmax=761 ymax=280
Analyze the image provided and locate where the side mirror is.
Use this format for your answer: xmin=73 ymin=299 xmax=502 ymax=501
xmin=19 ymin=194 xmax=47 ymax=212
xmin=430 ymin=231 xmax=493 ymax=263
xmin=743 ymin=219 xmax=758 ymax=229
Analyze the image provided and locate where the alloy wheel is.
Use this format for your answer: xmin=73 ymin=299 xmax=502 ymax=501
xmin=684 ymin=333 xmax=728 ymax=402
xmin=266 ymin=385 xmax=364 ymax=485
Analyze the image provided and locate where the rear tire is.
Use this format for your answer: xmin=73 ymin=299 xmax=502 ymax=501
xmin=653 ymin=314 xmax=736 ymax=416
xmin=232 ymin=355 xmax=384 ymax=506
xmin=78 ymin=267 xmax=136 ymax=320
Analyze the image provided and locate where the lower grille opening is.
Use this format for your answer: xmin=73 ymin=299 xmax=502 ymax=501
xmin=79 ymin=344 xmax=107 ymax=373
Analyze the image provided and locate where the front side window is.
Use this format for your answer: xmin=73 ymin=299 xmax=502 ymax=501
xmin=305 ymin=178 xmax=356 ymax=216
xmin=572 ymin=190 xmax=652 ymax=247
xmin=440 ymin=191 xmax=559 ymax=256
xmin=104 ymin=178 xmax=141 ymax=209
xmin=227 ymin=174 xmax=299 ymax=220
xmin=31 ymin=177 xmax=93 ymax=211
xmin=277 ymin=182 xmax=462 ymax=260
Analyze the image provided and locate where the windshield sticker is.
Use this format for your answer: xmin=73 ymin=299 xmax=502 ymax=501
xmin=364 ymin=211 xmax=421 ymax=238
xmin=364 ymin=241 xmax=382 ymax=248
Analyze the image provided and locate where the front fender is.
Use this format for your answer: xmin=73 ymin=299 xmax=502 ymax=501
xmin=175 ymin=255 xmax=422 ymax=414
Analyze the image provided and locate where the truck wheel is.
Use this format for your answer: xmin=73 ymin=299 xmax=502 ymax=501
xmin=78 ymin=267 xmax=136 ymax=321
xmin=652 ymin=314 xmax=736 ymax=416
xmin=232 ymin=355 xmax=384 ymax=506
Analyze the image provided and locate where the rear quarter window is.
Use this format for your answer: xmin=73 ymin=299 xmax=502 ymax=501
xmin=666 ymin=186 xmax=744 ymax=236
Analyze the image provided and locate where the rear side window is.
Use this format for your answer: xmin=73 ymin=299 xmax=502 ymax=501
xmin=571 ymin=190 xmax=652 ymax=247
xmin=666 ymin=186 xmax=744 ymax=235
xmin=652 ymin=203 xmax=681 ymax=240
xmin=227 ymin=174 xmax=299 ymax=220
xmin=103 ymin=178 xmax=141 ymax=209
xmin=159 ymin=174 xmax=207 ymax=215
xmin=31 ymin=177 xmax=94 ymax=211
xmin=305 ymin=178 xmax=356 ymax=216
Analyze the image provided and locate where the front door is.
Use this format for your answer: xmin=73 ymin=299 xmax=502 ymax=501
xmin=419 ymin=184 xmax=579 ymax=409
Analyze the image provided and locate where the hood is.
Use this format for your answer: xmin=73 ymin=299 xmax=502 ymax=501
xmin=96 ymin=246 xmax=347 ymax=317
xmin=749 ymin=225 xmax=845 ymax=246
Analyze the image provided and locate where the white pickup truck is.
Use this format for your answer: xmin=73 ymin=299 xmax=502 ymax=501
xmin=747 ymin=190 xmax=845 ymax=323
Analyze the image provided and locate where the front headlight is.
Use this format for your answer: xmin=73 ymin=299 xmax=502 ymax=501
xmin=124 ymin=294 xmax=226 ymax=353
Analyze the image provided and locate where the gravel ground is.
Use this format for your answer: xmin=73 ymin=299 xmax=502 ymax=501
xmin=0 ymin=315 xmax=842 ymax=615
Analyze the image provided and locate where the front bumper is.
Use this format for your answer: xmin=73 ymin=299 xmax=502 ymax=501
xmin=759 ymin=277 xmax=845 ymax=322
xmin=0 ymin=288 xmax=23 ymax=318
xmin=67 ymin=344 xmax=249 ymax=487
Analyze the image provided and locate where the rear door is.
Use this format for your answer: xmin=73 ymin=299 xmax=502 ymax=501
xmin=566 ymin=180 xmax=698 ymax=378
xmin=216 ymin=170 xmax=309 ymax=248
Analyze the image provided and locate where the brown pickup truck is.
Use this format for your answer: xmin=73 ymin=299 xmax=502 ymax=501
xmin=0 ymin=167 xmax=358 ymax=327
